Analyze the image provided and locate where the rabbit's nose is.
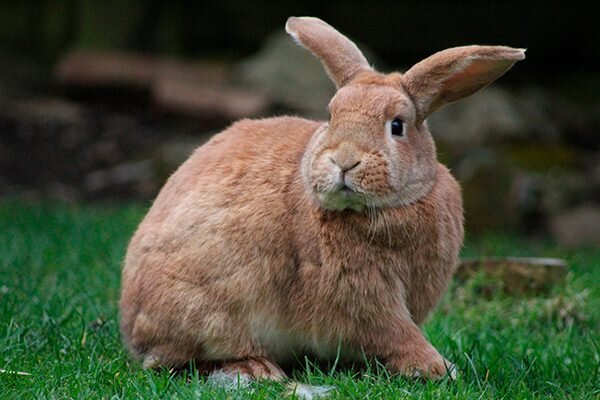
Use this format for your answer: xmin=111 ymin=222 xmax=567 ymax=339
xmin=330 ymin=144 xmax=361 ymax=173
xmin=341 ymin=160 xmax=361 ymax=173
xmin=330 ymin=157 xmax=361 ymax=174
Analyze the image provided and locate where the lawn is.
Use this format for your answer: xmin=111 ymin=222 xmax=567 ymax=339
xmin=0 ymin=200 xmax=598 ymax=399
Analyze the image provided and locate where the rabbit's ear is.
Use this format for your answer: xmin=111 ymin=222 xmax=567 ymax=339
xmin=286 ymin=17 xmax=371 ymax=88
xmin=403 ymin=45 xmax=525 ymax=122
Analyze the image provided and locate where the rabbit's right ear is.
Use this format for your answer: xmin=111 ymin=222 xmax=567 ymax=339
xmin=402 ymin=45 xmax=525 ymax=122
xmin=285 ymin=17 xmax=371 ymax=88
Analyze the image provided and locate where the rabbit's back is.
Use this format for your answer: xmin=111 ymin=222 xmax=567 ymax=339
xmin=142 ymin=116 xmax=321 ymax=225
xmin=120 ymin=116 xmax=321 ymax=364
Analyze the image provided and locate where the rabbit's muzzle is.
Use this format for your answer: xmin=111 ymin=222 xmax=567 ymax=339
xmin=310 ymin=146 xmax=392 ymax=212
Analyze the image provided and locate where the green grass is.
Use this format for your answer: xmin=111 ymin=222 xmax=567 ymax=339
xmin=0 ymin=200 xmax=598 ymax=399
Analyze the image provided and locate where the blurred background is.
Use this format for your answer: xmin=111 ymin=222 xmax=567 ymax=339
xmin=0 ymin=0 xmax=598 ymax=247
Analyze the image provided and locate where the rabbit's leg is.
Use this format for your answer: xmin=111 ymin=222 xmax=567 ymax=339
xmin=370 ymin=320 xmax=456 ymax=380
xmin=209 ymin=357 xmax=287 ymax=383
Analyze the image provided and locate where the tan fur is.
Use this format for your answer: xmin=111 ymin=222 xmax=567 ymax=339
xmin=120 ymin=16 xmax=524 ymax=380
xmin=285 ymin=17 xmax=370 ymax=88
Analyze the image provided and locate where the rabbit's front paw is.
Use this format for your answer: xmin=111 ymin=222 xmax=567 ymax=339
xmin=215 ymin=357 xmax=287 ymax=382
xmin=389 ymin=346 xmax=457 ymax=380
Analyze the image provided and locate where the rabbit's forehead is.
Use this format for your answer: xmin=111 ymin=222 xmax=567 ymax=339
xmin=329 ymin=84 xmax=415 ymax=120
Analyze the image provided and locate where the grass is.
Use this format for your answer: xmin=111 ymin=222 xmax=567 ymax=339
xmin=0 ymin=200 xmax=598 ymax=399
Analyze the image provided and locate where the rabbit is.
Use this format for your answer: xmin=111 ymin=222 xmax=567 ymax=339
xmin=120 ymin=16 xmax=524 ymax=381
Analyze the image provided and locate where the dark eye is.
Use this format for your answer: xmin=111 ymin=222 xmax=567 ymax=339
xmin=391 ymin=118 xmax=404 ymax=137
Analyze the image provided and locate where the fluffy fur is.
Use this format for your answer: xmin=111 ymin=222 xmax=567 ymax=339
xmin=120 ymin=16 xmax=524 ymax=380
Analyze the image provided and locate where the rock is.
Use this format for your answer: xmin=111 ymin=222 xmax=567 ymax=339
xmin=84 ymin=160 xmax=158 ymax=198
xmin=0 ymin=95 xmax=95 ymax=189
xmin=236 ymin=30 xmax=382 ymax=118
xmin=0 ymin=96 xmax=89 ymax=135
xmin=156 ymin=59 xmax=231 ymax=86
xmin=429 ymin=86 xmax=575 ymax=149
xmin=456 ymin=257 xmax=568 ymax=295
xmin=427 ymin=85 xmax=598 ymax=235
xmin=152 ymin=77 xmax=270 ymax=120
xmin=549 ymin=204 xmax=600 ymax=248
xmin=541 ymin=170 xmax=591 ymax=214
xmin=55 ymin=50 xmax=266 ymax=120
xmin=55 ymin=50 xmax=233 ymax=90
xmin=55 ymin=50 xmax=156 ymax=89
xmin=236 ymin=31 xmax=336 ymax=118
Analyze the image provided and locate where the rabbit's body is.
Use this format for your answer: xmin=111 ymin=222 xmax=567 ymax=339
xmin=121 ymin=116 xmax=462 ymax=370
xmin=120 ymin=17 xmax=524 ymax=380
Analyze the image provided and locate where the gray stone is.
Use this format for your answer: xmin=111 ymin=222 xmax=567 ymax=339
xmin=549 ymin=204 xmax=600 ymax=248
xmin=84 ymin=160 xmax=157 ymax=196
xmin=429 ymin=86 xmax=571 ymax=148
xmin=236 ymin=31 xmax=336 ymax=119
xmin=542 ymin=170 xmax=590 ymax=214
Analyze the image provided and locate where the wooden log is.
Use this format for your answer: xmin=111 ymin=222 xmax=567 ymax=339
xmin=456 ymin=257 xmax=568 ymax=295
xmin=152 ymin=77 xmax=269 ymax=120
xmin=54 ymin=50 xmax=231 ymax=90
xmin=54 ymin=51 xmax=156 ymax=89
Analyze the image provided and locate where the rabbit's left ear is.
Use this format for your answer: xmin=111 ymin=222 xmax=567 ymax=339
xmin=402 ymin=45 xmax=525 ymax=122
xmin=286 ymin=17 xmax=371 ymax=88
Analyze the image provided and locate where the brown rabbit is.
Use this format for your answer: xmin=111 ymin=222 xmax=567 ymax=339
xmin=120 ymin=16 xmax=524 ymax=381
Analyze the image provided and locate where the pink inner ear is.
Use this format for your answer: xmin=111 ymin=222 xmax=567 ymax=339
xmin=440 ymin=58 xmax=515 ymax=105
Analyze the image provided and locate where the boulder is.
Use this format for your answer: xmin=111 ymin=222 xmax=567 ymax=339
xmin=84 ymin=160 xmax=158 ymax=198
xmin=549 ymin=204 xmax=600 ymax=248
xmin=236 ymin=31 xmax=336 ymax=119
xmin=429 ymin=86 xmax=575 ymax=149
xmin=55 ymin=50 xmax=270 ymax=120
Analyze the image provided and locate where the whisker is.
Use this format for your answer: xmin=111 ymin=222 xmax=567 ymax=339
xmin=361 ymin=193 xmax=377 ymax=247
xmin=383 ymin=209 xmax=393 ymax=249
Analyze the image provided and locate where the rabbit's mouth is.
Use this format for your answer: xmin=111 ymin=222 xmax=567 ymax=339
xmin=316 ymin=185 xmax=366 ymax=212
xmin=340 ymin=185 xmax=355 ymax=194
xmin=337 ymin=180 xmax=356 ymax=193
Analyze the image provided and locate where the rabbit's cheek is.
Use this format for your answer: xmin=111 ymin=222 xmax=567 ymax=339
xmin=352 ymin=154 xmax=393 ymax=197
xmin=356 ymin=169 xmax=392 ymax=197
xmin=309 ymin=156 xmax=340 ymax=194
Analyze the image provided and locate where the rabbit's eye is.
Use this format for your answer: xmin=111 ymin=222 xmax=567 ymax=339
xmin=391 ymin=118 xmax=404 ymax=137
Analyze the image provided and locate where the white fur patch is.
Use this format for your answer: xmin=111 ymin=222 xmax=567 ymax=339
xmin=286 ymin=383 xmax=335 ymax=399
xmin=249 ymin=312 xmax=299 ymax=364
xmin=207 ymin=370 xmax=253 ymax=390
xmin=249 ymin=311 xmax=352 ymax=364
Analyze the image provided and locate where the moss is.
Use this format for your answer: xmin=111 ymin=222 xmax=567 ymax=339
xmin=499 ymin=143 xmax=580 ymax=172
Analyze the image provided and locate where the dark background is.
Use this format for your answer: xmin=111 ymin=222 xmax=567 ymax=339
xmin=2 ymin=1 xmax=598 ymax=83
xmin=0 ymin=0 xmax=598 ymax=245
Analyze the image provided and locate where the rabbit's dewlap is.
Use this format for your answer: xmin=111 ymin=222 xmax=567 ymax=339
xmin=120 ymin=16 xmax=524 ymax=381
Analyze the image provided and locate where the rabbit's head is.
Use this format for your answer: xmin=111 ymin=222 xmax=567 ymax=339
xmin=286 ymin=17 xmax=524 ymax=211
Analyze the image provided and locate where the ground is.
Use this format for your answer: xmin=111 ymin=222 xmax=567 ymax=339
xmin=0 ymin=200 xmax=598 ymax=399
